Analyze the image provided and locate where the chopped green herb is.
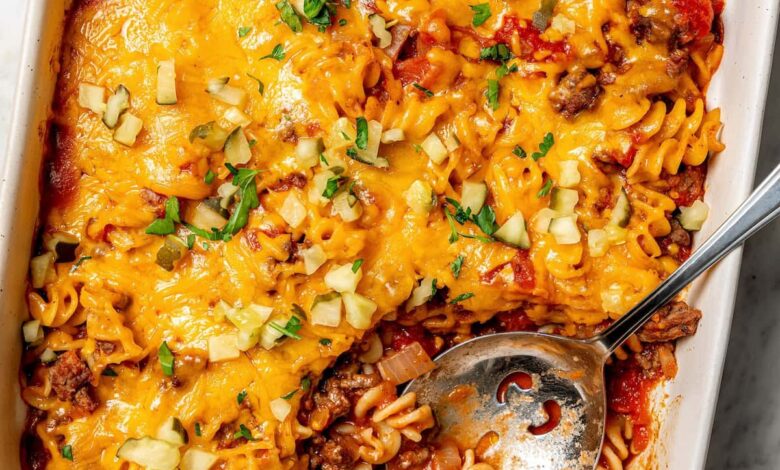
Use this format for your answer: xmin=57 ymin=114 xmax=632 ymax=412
xmin=301 ymin=376 xmax=312 ymax=392
xmin=158 ymin=341 xmax=174 ymax=377
xmin=261 ymin=43 xmax=286 ymax=60
xmin=486 ymin=79 xmax=500 ymax=111
xmin=204 ymin=169 xmax=215 ymax=184
xmin=237 ymin=390 xmax=248 ymax=405
xmin=276 ymin=1 xmax=303 ymax=32
xmin=222 ymin=167 xmax=260 ymax=236
xmin=496 ymin=62 xmax=518 ymax=79
xmin=413 ymin=144 xmax=422 ymax=153
xmin=413 ymin=83 xmax=434 ymax=97
xmin=473 ymin=205 xmax=498 ymax=236
xmin=323 ymin=175 xmax=344 ymax=199
xmin=304 ymin=0 xmax=326 ymax=18
xmin=61 ymin=445 xmax=73 ymax=461
xmin=355 ymin=117 xmax=369 ymax=150
xmin=234 ymin=424 xmax=255 ymax=440
xmin=202 ymin=241 xmax=209 ymax=250
xmin=194 ymin=422 xmax=202 ymax=437
xmin=319 ymin=153 xmax=329 ymax=165
xmin=451 ymin=255 xmax=465 ymax=279
xmin=445 ymin=198 xmax=472 ymax=224
xmin=351 ymin=258 xmax=363 ymax=273
xmin=101 ymin=367 xmax=118 ymax=377
xmin=340 ymin=131 xmax=351 ymax=141
xmin=238 ymin=26 xmax=251 ymax=37
xmin=513 ymin=145 xmax=527 ymax=158
xmin=458 ymin=232 xmax=494 ymax=243
xmin=146 ymin=196 xmax=180 ymax=236
xmin=69 ymin=256 xmax=92 ymax=273
xmin=343 ymin=0 xmax=351 ymax=7
xmin=281 ymin=389 xmax=298 ymax=400
xmin=248 ymin=139 xmax=258 ymax=147
xmin=537 ymin=178 xmax=554 ymax=198
xmin=470 ymin=3 xmax=491 ymax=27
xmin=431 ymin=278 xmax=438 ymax=297
xmin=291 ymin=304 xmax=307 ymax=320
xmin=186 ymin=234 xmax=196 ymax=249
xmin=189 ymin=122 xmax=215 ymax=143
xmin=269 ymin=315 xmax=303 ymax=340
xmin=319 ymin=338 xmax=332 ymax=346
xmin=339 ymin=18 xmax=347 ymax=26
xmin=247 ymin=73 xmax=264 ymax=95
xmin=444 ymin=209 xmax=460 ymax=244
xmin=450 ymin=292 xmax=475 ymax=304
xmin=480 ymin=44 xmax=511 ymax=62
xmin=531 ymin=132 xmax=554 ymax=161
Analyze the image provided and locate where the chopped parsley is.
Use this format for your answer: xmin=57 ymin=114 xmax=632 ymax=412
xmin=451 ymin=255 xmax=465 ymax=279
xmin=304 ymin=0 xmax=326 ymax=18
xmin=247 ymin=73 xmax=264 ymax=94
xmin=319 ymin=338 xmax=332 ymax=346
xmin=496 ymin=62 xmax=518 ymax=79
xmin=355 ymin=117 xmax=369 ymax=150
xmin=234 ymin=424 xmax=255 ymax=440
xmin=472 ymin=205 xmax=498 ymax=235
xmin=194 ymin=422 xmax=202 ymax=437
xmin=204 ymin=169 xmax=215 ymax=184
xmin=221 ymin=167 xmax=260 ymax=237
xmin=238 ymin=26 xmax=251 ymax=37
xmin=303 ymin=0 xmax=334 ymax=30
xmin=276 ymin=1 xmax=303 ymax=32
xmin=470 ymin=3 xmax=491 ymax=27
xmin=413 ymin=83 xmax=434 ymax=97
xmin=281 ymin=389 xmax=298 ymax=400
xmin=339 ymin=18 xmax=347 ymax=26
xmin=261 ymin=43 xmax=286 ymax=60
xmin=480 ymin=44 xmax=511 ymax=62
xmin=301 ymin=376 xmax=312 ymax=392
xmin=101 ymin=367 xmax=118 ymax=377
xmin=343 ymin=0 xmax=351 ymax=7
xmin=513 ymin=145 xmax=527 ymax=158
xmin=486 ymin=79 xmax=500 ymax=110
xmin=444 ymin=208 xmax=460 ymax=244
xmin=351 ymin=258 xmax=363 ymax=272
xmin=320 ymin=153 xmax=329 ymax=165
xmin=61 ymin=445 xmax=73 ymax=461
xmin=69 ymin=256 xmax=92 ymax=273
xmin=450 ymin=292 xmax=475 ymax=304
xmin=237 ymin=390 xmax=248 ymax=405
xmin=532 ymin=132 xmax=555 ymax=161
xmin=445 ymin=197 xmax=472 ymax=224
xmin=248 ymin=139 xmax=258 ymax=147
xmin=323 ymin=175 xmax=344 ymax=199
xmin=537 ymin=178 xmax=554 ymax=198
xmin=186 ymin=234 xmax=196 ymax=249
xmin=431 ymin=278 xmax=438 ymax=297
xmin=146 ymin=196 xmax=180 ymax=236
xmin=269 ymin=315 xmax=303 ymax=340
xmin=158 ymin=341 xmax=174 ymax=377
xmin=413 ymin=144 xmax=422 ymax=153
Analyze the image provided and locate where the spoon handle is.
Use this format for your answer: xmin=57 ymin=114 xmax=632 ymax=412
xmin=595 ymin=163 xmax=780 ymax=354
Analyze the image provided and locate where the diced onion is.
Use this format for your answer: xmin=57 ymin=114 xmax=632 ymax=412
xmin=156 ymin=417 xmax=188 ymax=446
xmin=550 ymin=15 xmax=576 ymax=36
xmin=224 ymin=127 xmax=252 ymax=165
xmin=369 ymin=15 xmax=392 ymax=48
xmin=405 ymin=276 xmax=436 ymax=312
xmin=356 ymin=120 xmax=386 ymax=167
xmin=587 ymin=228 xmax=609 ymax=257
xmin=208 ymin=334 xmax=240 ymax=362
xmin=601 ymin=283 xmax=625 ymax=314
xmin=421 ymin=133 xmax=448 ymax=164
xmin=116 ymin=437 xmax=181 ymax=470
xmin=461 ymin=181 xmax=487 ymax=215
xmin=324 ymin=263 xmax=362 ymax=293
xmin=270 ymin=397 xmax=292 ymax=421
xmin=222 ymin=106 xmax=252 ymax=128
xmin=332 ymin=191 xmax=362 ymax=222
xmin=296 ymin=137 xmax=323 ymax=169
xmin=301 ymin=244 xmax=327 ymax=275
xmin=259 ymin=318 xmax=288 ymax=349
xmin=604 ymin=224 xmax=627 ymax=245
xmin=493 ymin=212 xmax=530 ymax=249
xmin=217 ymin=182 xmax=239 ymax=209
xmin=22 ymin=320 xmax=44 ymax=344
xmin=30 ymin=252 xmax=55 ymax=289
xmin=156 ymin=60 xmax=177 ymax=105
xmin=532 ymin=208 xmax=559 ymax=234
xmin=549 ymin=215 xmax=581 ymax=245
xmin=188 ymin=202 xmax=228 ymax=231
xmin=558 ymin=160 xmax=581 ymax=188
xmin=113 ymin=113 xmax=143 ymax=147
xmin=280 ymin=193 xmax=307 ymax=228
xmin=40 ymin=348 xmax=57 ymax=363
xmin=206 ymin=78 xmax=247 ymax=107
xmin=377 ymin=342 xmax=436 ymax=384
xmin=331 ymin=117 xmax=355 ymax=149
xmin=236 ymin=329 xmax=260 ymax=351
xmin=181 ymin=448 xmax=219 ymax=470
xmin=226 ymin=303 xmax=273 ymax=333
xmin=403 ymin=180 xmax=435 ymax=215
xmin=549 ymin=188 xmax=579 ymax=214
xmin=381 ymin=128 xmax=405 ymax=144
xmin=677 ymin=200 xmax=709 ymax=231
xmin=309 ymin=170 xmax=336 ymax=205
xmin=311 ymin=293 xmax=342 ymax=327
xmin=443 ymin=132 xmax=460 ymax=152
xmin=78 ymin=83 xmax=106 ymax=114
xmin=343 ymin=293 xmax=377 ymax=330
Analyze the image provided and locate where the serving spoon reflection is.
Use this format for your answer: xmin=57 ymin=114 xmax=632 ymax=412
xmin=405 ymin=163 xmax=780 ymax=469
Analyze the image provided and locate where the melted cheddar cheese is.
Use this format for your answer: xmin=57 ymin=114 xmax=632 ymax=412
xmin=21 ymin=0 xmax=724 ymax=468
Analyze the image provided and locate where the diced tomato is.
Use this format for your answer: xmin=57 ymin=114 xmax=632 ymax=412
xmin=672 ymin=0 xmax=715 ymax=40
xmin=494 ymin=16 xmax=568 ymax=61
xmin=607 ymin=359 xmax=661 ymax=453
xmin=384 ymin=323 xmax=438 ymax=357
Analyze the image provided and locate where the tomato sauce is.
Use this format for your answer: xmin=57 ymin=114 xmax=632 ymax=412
xmin=494 ymin=16 xmax=568 ymax=61
xmin=607 ymin=359 xmax=661 ymax=452
xmin=672 ymin=0 xmax=715 ymax=40
xmin=383 ymin=322 xmax=438 ymax=357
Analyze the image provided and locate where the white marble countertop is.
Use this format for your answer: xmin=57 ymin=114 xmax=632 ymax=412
xmin=1 ymin=3 xmax=778 ymax=469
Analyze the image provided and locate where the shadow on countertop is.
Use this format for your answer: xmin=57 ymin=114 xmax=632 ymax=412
xmin=705 ymin=26 xmax=780 ymax=470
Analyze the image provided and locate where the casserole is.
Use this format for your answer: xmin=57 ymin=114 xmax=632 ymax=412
xmin=1 ymin=1 xmax=777 ymax=469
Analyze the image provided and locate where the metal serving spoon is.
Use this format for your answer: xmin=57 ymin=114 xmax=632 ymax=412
xmin=406 ymin=163 xmax=780 ymax=469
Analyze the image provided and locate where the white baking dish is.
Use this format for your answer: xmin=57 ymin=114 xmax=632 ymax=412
xmin=0 ymin=1 xmax=777 ymax=468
